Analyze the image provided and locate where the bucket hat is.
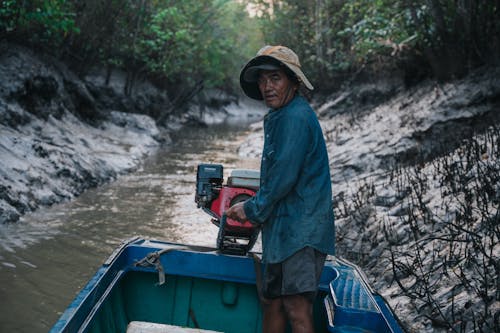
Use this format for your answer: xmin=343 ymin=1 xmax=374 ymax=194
xmin=240 ymin=45 xmax=314 ymax=100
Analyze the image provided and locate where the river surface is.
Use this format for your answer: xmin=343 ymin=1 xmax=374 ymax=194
xmin=0 ymin=122 xmax=261 ymax=333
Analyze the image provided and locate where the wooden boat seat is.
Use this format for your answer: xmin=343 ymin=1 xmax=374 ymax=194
xmin=126 ymin=321 xmax=223 ymax=333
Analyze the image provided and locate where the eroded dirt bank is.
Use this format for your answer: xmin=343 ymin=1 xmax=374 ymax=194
xmin=0 ymin=44 xmax=250 ymax=223
xmin=0 ymin=44 xmax=170 ymax=223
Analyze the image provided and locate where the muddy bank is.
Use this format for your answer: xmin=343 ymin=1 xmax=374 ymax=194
xmin=0 ymin=44 xmax=254 ymax=224
xmin=0 ymin=44 xmax=165 ymax=223
xmin=322 ymin=67 xmax=500 ymax=332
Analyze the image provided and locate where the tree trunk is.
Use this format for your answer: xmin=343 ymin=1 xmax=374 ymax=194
xmin=315 ymin=0 xmax=324 ymax=71
xmin=105 ymin=65 xmax=112 ymax=86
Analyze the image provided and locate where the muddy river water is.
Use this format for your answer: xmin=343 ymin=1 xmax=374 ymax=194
xmin=0 ymin=123 xmax=261 ymax=332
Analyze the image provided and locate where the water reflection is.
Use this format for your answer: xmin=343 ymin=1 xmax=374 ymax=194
xmin=0 ymin=122 xmax=261 ymax=333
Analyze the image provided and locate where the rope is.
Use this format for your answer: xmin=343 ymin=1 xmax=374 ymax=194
xmin=134 ymin=244 xmax=269 ymax=309
xmin=189 ymin=308 xmax=200 ymax=328
xmin=134 ymin=245 xmax=217 ymax=285
xmin=251 ymin=253 xmax=270 ymax=305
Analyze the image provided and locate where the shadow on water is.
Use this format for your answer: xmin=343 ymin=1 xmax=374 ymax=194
xmin=0 ymin=121 xmax=261 ymax=333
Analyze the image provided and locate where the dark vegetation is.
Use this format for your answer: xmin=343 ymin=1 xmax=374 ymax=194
xmin=334 ymin=126 xmax=499 ymax=332
xmin=1 ymin=1 xmax=499 ymax=103
xmin=255 ymin=0 xmax=500 ymax=91
xmin=388 ymin=129 xmax=499 ymax=332
xmin=0 ymin=0 xmax=262 ymax=122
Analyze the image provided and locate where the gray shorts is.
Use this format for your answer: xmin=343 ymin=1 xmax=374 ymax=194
xmin=262 ymin=247 xmax=326 ymax=302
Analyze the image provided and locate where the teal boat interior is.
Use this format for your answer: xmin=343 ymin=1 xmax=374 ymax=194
xmin=50 ymin=238 xmax=404 ymax=333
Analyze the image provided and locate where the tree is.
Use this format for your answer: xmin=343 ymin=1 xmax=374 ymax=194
xmin=244 ymin=0 xmax=500 ymax=88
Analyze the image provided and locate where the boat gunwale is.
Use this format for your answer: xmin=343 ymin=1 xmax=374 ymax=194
xmin=50 ymin=238 xmax=405 ymax=333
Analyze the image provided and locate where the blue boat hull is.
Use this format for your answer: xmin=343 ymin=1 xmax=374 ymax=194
xmin=50 ymin=238 xmax=404 ymax=333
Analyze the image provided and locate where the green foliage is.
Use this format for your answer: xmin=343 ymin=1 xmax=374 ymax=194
xmin=139 ymin=5 xmax=196 ymax=77
xmin=0 ymin=0 xmax=20 ymax=32
xmin=3 ymin=0 xmax=497 ymax=100
xmin=338 ymin=1 xmax=413 ymax=57
xmin=0 ymin=0 xmax=78 ymax=45
xmin=131 ymin=0 xmax=261 ymax=90
xmin=1 ymin=0 xmax=263 ymax=97
xmin=245 ymin=0 xmax=500 ymax=90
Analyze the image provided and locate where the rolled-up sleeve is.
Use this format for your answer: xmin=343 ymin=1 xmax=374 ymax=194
xmin=244 ymin=110 xmax=310 ymax=224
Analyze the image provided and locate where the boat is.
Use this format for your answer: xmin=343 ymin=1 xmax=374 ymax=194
xmin=50 ymin=237 xmax=405 ymax=333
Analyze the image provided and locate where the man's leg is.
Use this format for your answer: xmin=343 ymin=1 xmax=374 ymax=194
xmin=283 ymin=294 xmax=314 ymax=333
xmin=261 ymin=247 xmax=326 ymax=333
xmin=262 ymin=298 xmax=286 ymax=333
xmin=280 ymin=247 xmax=326 ymax=333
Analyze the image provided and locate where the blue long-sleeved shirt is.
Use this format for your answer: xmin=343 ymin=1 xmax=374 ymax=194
xmin=243 ymin=95 xmax=335 ymax=263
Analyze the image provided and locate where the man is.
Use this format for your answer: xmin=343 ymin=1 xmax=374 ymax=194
xmin=226 ymin=45 xmax=335 ymax=333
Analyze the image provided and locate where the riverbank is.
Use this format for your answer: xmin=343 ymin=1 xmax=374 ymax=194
xmin=0 ymin=44 xmax=259 ymax=224
xmin=239 ymin=65 xmax=500 ymax=332
xmin=323 ymin=67 xmax=500 ymax=332
xmin=0 ymin=44 xmax=162 ymax=223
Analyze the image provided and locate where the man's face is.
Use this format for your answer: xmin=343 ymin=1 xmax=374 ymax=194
xmin=257 ymin=69 xmax=298 ymax=109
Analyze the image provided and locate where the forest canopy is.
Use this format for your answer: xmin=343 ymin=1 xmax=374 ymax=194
xmin=1 ymin=0 xmax=499 ymax=96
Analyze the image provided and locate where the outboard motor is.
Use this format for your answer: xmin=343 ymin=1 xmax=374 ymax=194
xmin=195 ymin=164 xmax=260 ymax=255
xmin=195 ymin=164 xmax=224 ymax=208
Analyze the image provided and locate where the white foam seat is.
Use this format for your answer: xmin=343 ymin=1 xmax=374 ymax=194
xmin=126 ymin=321 xmax=223 ymax=333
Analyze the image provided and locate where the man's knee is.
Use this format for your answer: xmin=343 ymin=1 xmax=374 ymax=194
xmin=263 ymin=298 xmax=283 ymax=314
xmin=262 ymin=298 xmax=286 ymax=333
xmin=282 ymin=294 xmax=312 ymax=320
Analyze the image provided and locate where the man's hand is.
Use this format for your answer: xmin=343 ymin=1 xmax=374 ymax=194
xmin=225 ymin=202 xmax=247 ymax=223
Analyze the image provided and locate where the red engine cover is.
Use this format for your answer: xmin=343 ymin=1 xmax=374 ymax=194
xmin=209 ymin=186 xmax=256 ymax=235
